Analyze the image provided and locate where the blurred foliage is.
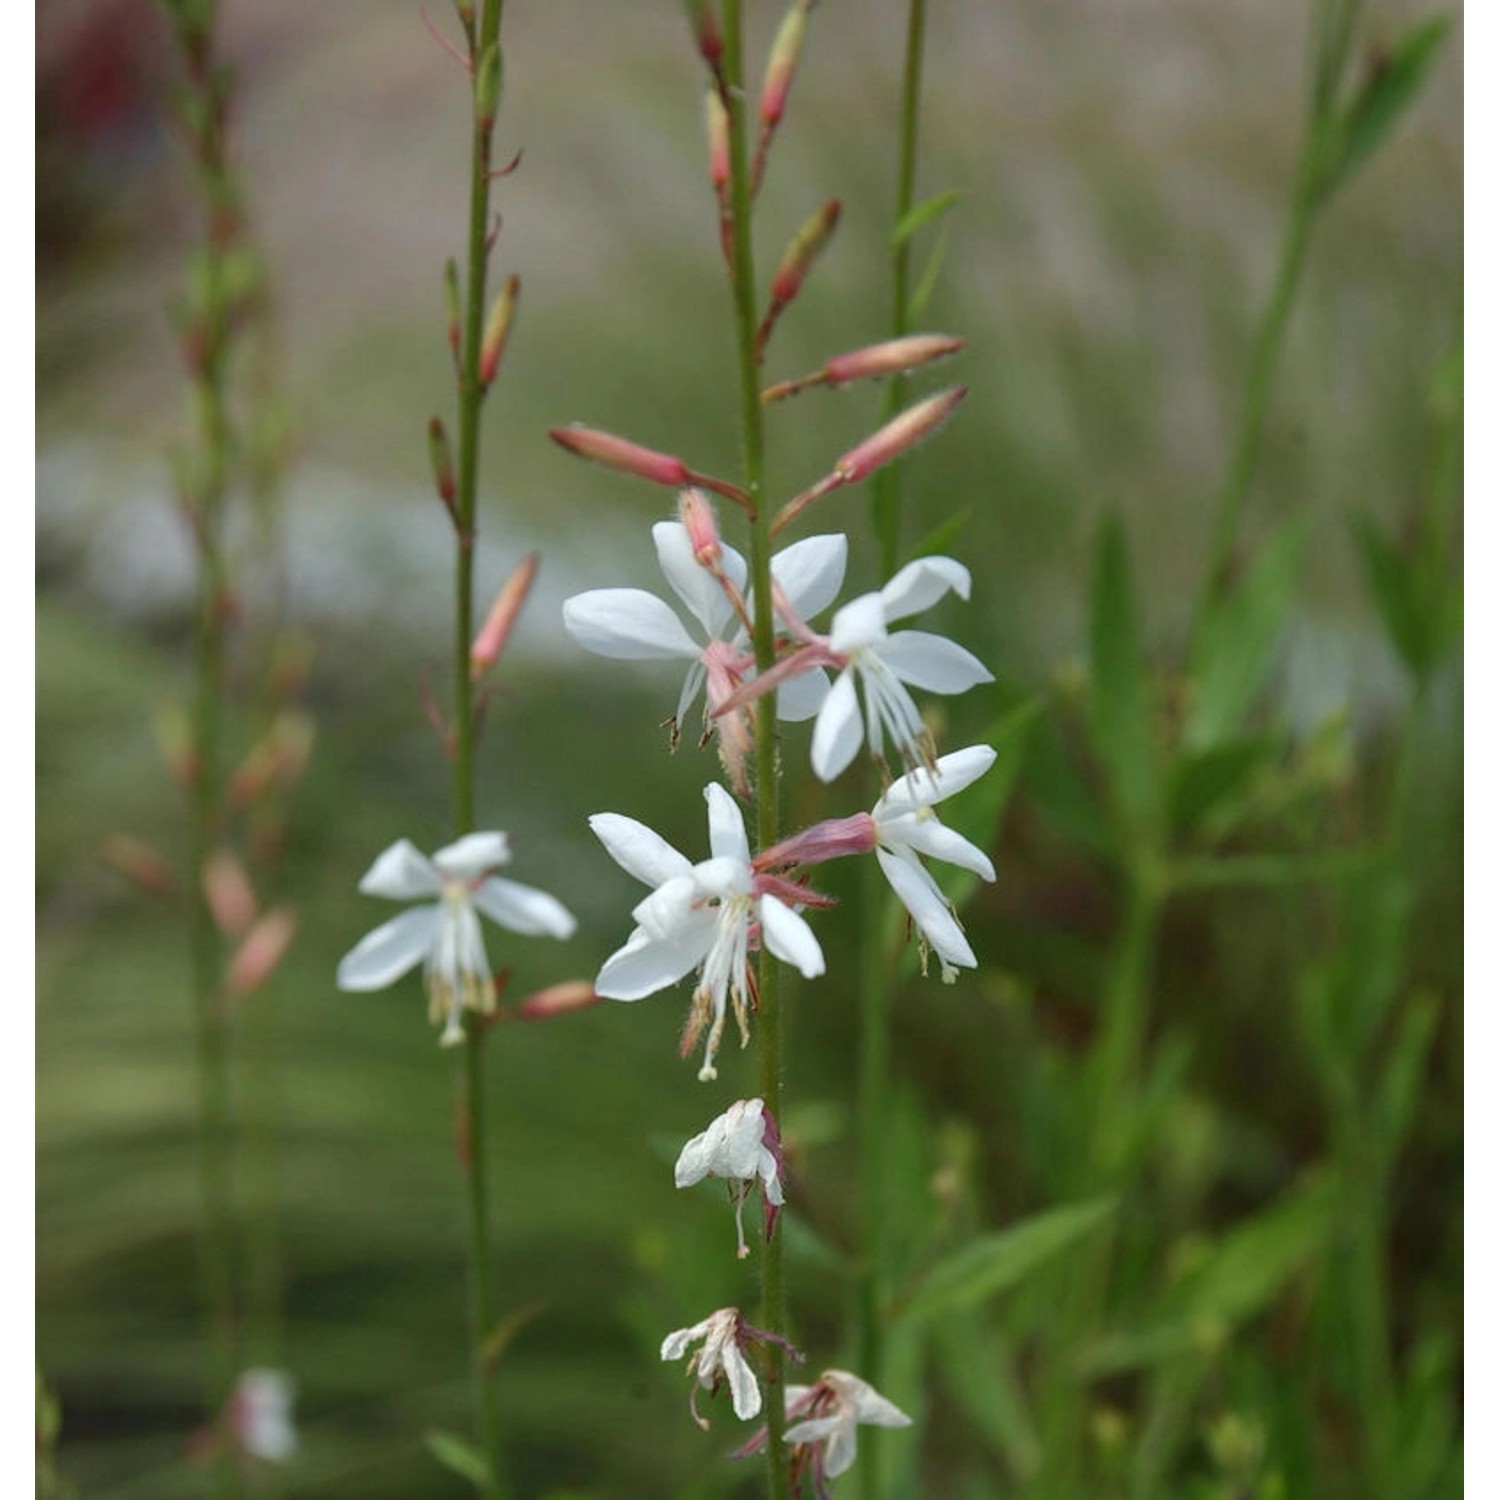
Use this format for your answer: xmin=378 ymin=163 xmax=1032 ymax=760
xmin=37 ymin=1 xmax=1459 ymax=1497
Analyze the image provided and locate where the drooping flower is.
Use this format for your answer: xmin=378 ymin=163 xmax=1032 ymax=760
xmin=226 ymin=1368 xmax=298 ymax=1464
xmin=736 ymin=1369 xmax=911 ymax=1493
xmin=675 ymin=1097 xmax=785 ymax=1256
xmin=561 ymin=517 xmax=846 ymax=751
xmin=336 ymin=833 xmax=576 ymax=1046
xmin=590 ymin=784 xmax=827 ymax=1080
xmin=872 ymin=744 xmax=997 ymax=980
xmin=660 ymin=1307 xmax=762 ymax=1427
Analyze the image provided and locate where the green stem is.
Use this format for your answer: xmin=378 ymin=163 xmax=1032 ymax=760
xmin=450 ymin=3 xmax=505 ymax=1493
xmin=721 ymin=9 xmax=790 ymax=1498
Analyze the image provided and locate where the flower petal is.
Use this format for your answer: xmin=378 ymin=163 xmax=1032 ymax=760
xmin=828 ymin=592 xmax=888 ymax=653
xmin=878 ymin=554 xmax=971 ymax=620
xmin=876 ymin=848 xmax=976 ymax=968
xmin=595 ymin=924 xmax=711 ymax=1000
xmin=810 ymin=670 xmax=865 ymax=783
xmin=674 ymin=1129 xmax=717 ymax=1188
xmin=472 ymin=876 xmax=577 ymax=939
xmin=878 ymin=744 xmax=997 ymax=816
xmin=723 ymin=1341 xmax=763 ymax=1421
xmin=759 ymin=895 xmax=826 ymax=979
xmin=660 ymin=1318 xmax=713 ymax=1361
xmin=589 ymin=813 xmax=693 ymax=887
xmin=705 ymin=783 xmax=751 ymax=865
xmin=783 ymin=1414 xmax=843 ymax=1448
xmin=878 ymin=631 xmax=993 ymax=693
xmin=822 ymin=1416 xmax=861 ymax=1478
xmin=654 ymin=521 xmax=746 ymax=638
xmin=563 ymin=588 xmax=701 ymax=660
xmin=887 ymin=816 xmax=995 ymax=880
xmin=774 ymin=664 xmax=831 ymax=723
xmin=769 ymin=533 xmax=848 ymax=621
xmin=432 ymin=831 xmax=511 ymax=880
xmin=357 ymin=840 xmax=442 ymax=900
xmin=336 ymin=905 xmax=442 ymax=990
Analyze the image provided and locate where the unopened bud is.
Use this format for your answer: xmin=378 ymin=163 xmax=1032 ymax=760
xmin=685 ymin=0 xmax=724 ymax=71
xmin=836 ymin=385 xmax=967 ymax=483
xmin=204 ymin=848 xmax=258 ymax=938
xmin=471 ymin=552 xmax=540 ymax=682
xmin=678 ymin=489 xmax=722 ymax=565
xmin=824 ymin=334 xmax=965 ymax=386
xmin=227 ymin=908 xmax=298 ymax=998
xmin=549 ymin=425 xmax=692 ymax=487
xmin=443 ymin=259 xmax=461 ymax=359
xmin=512 ymin=981 xmax=600 ymax=1021
xmin=705 ymin=86 xmax=730 ymax=193
xmin=474 ymin=42 xmax=502 ymax=131
xmin=770 ymin=199 xmax=841 ymax=308
xmin=479 ymin=274 xmax=519 ymax=386
xmin=268 ymin=637 xmax=314 ymax=704
xmin=428 ymin=416 xmax=456 ymax=505
xmin=756 ymin=813 xmax=877 ymax=870
xmin=270 ymin=712 xmax=316 ymax=786
xmin=102 ymin=834 xmax=178 ymax=901
xmin=760 ymin=4 xmax=809 ymax=127
xmin=452 ymin=0 xmax=475 ymax=28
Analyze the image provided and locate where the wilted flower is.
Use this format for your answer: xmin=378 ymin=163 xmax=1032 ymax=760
xmin=590 ymin=784 xmax=827 ymax=1080
xmin=336 ymin=833 xmax=576 ymax=1046
xmin=661 ymin=1307 xmax=762 ymax=1427
xmin=675 ymin=1097 xmax=785 ymax=1256
xmin=227 ymin=1368 xmax=298 ymax=1464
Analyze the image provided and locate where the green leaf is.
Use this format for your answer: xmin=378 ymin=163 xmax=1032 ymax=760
xmin=1186 ymin=520 xmax=1307 ymax=749
xmin=1167 ymin=737 xmax=1279 ymax=835
xmin=425 ymin=1430 xmax=493 ymax=1491
xmin=1085 ymin=1181 xmax=1333 ymax=1375
xmin=909 ymin=223 xmax=952 ymax=322
xmin=1355 ymin=514 xmax=1431 ymax=675
xmin=1089 ymin=515 xmax=1158 ymax=826
xmin=931 ymin=1314 xmax=1041 ymax=1478
xmin=781 ymin=1211 xmax=850 ymax=1278
xmin=480 ymin=1300 xmax=545 ymax=1374
xmin=1378 ymin=990 xmax=1441 ymax=1164
xmin=908 ymin=506 xmax=971 ymax=562
xmin=891 ymin=190 xmax=962 ymax=248
xmin=1321 ymin=18 xmax=1451 ymax=197
xmin=896 ymin=1197 xmax=1114 ymax=1326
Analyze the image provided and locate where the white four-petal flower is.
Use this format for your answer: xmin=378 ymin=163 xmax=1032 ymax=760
xmin=676 ymin=1097 xmax=785 ymax=1257
xmin=660 ymin=1307 xmax=761 ymax=1426
xmin=782 ymin=1369 xmax=912 ymax=1481
xmin=562 ymin=522 xmax=847 ymax=728
xmin=336 ymin=832 xmax=576 ymax=1046
xmin=590 ymin=785 xmax=825 ymax=1080
xmin=811 ymin=555 xmax=992 ymax=783
xmin=872 ymin=745 xmax=997 ymax=980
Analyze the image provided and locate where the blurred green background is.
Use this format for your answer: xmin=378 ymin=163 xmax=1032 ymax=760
xmin=37 ymin=2 xmax=1460 ymax=1496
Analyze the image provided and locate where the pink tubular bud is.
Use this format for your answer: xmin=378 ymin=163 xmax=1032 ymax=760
xmin=102 ymin=834 xmax=178 ymax=901
xmin=443 ymin=259 xmax=461 ymax=359
xmin=428 ymin=416 xmax=456 ymax=505
xmin=756 ymin=814 xmax=878 ymax=871
xmin=512 ymin=981 xmax=600 ymax=1021
xmin=685 ymin=0 xmax=724 ymax=70
xmin=226 ymin=908 xmax=297 ymax=998
xmin=479 ymin=274 xmax=519 ymax=386
xmin=824 ymin=334 xmax=965 ymax=387
xmin=836 ymin=384 xmax=968 ymax=483
xmin=705 ymin=86 xmax=730 ymax=193
xmin=760 ymin=4 xmax=809 ymax=127
xmin=678 ymin=488 xmax=722 ymax=565
xmin=549 ymin=425 xmax=692 ymax=488
xmin=770 ymin=199 xmax=841 ymax=308
xmin=471 ymin=551 xmax=540 ymax=682
xmin=203 ymin=848 xmax=258 ymax=938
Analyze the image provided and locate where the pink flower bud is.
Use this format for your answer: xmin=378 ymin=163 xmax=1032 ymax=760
xmin=203 ymin=848 xmax=258 ymax=938
xmin=470 ymin=551 xmax=540 ymax=682
xmin=549 ymin=425 xmax=692 ymax=488
xmin=512 ymin=981 xmax=600 ymax=1021
xmin=102 ymin=834 xmax=178 ymax=901
xmin=756 ymin=814 xmax=878 ymax=871
xmin=824 ymin=334 xmax=965 ymax=387
xmin=227 ymin=908 xmax=297 ymax=998
xmin=479 ymin=273 xmax=519 ymax=386
xmin=678 ymin=488 xmax=722 ymax=566
xmin=427 ymin=415 xmax=456 ymax=505
xmin=705 ymin=87 xmax=730 ymax=193
xmin=836 ymin=385 xmax=968 ymax=482
xmin=770 ymin=199 xmax=841 ymax=308
xmin=685 ymin=0 xmax=724 ymax=70
xmin=760 ymin=4 xmax=809 ymax=127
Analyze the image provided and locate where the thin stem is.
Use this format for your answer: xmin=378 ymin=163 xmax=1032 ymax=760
xmin=722 ymin=8 xmax=790 ymax=1498
xmin=450 ymin=2 xmax=506 ymax=1492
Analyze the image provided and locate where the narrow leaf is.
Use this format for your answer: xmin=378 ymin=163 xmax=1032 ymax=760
xmin=1378 ymin=990 xmax=1441 ymax=1164
xmin=891 ymin=189 xmax=962 ymax=248
xmin=931 ymin=1314 xmax=1041 ymax=1477
xmin=909 ymin=223 xmax=952 ymax=322
xmin=424 ymin=1430 xmax=493 ymax=1491
xmin=1355 ymin=514 xmax=1431 ymax=675
xmin=480 ymin=1299 xmax=545 ymax=1374
xmin=897 ymin=1197 xmax=1114 ymax=1326
xmin=1167 ymin=737 xmax=1278 ymax=835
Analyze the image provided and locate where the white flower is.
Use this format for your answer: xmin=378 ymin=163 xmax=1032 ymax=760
xmin=660 ymin=1307 xmax=762 ymax=1426
xmin=781 ymin=1370 xmax=912 ymax=1482
xmin=336 ymin=832 xmax=576 ymax=1046
xmin=675 ymin=1098 xmax=785 ymax=1257
xmin=562 ymin=522 xmax=847 ymax=731
xmin=227 ymin=1368 xmax=297 ymax=1464
xmin=590 ymin=785 xmax=826 ymax=1080
xmin=811 ymin=555 xmax=992 ymax=783
xmin=872 ymin=745 xmax=997 ymax=981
